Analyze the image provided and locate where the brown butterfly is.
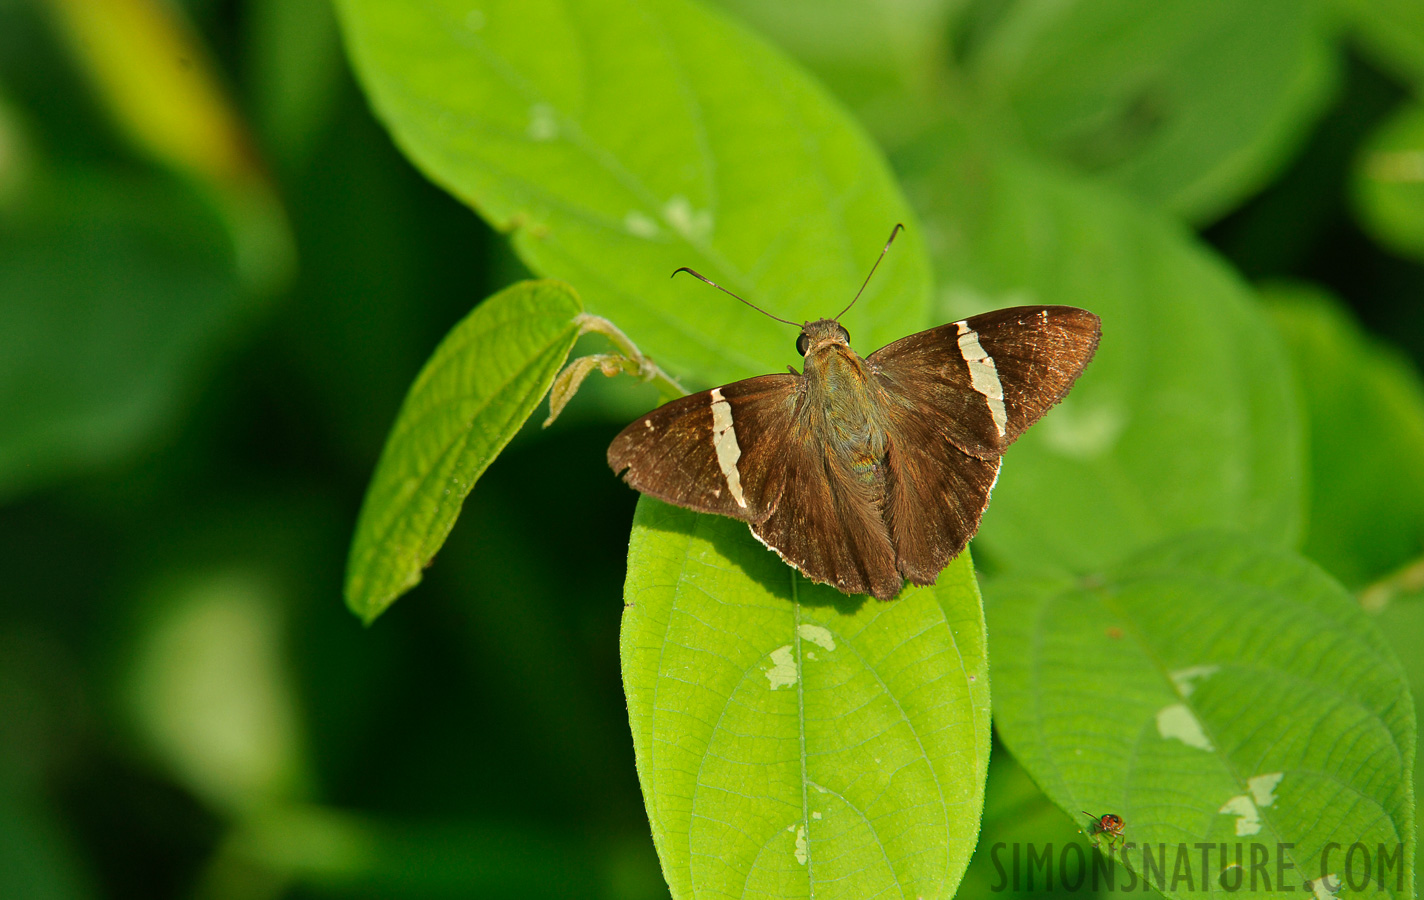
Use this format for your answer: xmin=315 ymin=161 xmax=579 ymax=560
xmin=608 ymin=226 xmax=1100 ymax=600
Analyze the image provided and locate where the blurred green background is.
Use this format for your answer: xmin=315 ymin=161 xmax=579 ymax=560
xmin=1 ymin=0 xmax=1422 ymax=897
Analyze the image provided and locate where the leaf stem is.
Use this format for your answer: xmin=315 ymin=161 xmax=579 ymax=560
xmin=542 ymin=314 xmax=687 ymax=426
xmin=575 ymin=313 xmax=686 ymax=398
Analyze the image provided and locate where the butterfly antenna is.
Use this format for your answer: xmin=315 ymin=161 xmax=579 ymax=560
xmin=671 ymin=267 xmax=800 ymax=327
xmin=834 ymin=223 xmax=903 ymax=321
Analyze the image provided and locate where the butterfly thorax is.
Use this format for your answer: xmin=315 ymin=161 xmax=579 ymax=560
xmin=800 ymin=322 xmax=889 ymax=485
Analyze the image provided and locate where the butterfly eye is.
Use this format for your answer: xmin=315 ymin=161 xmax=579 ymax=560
xmin=796 ymin=333 xmax=809 ymax=356
xmin=839 ymin=325 xmax=851 ymax=345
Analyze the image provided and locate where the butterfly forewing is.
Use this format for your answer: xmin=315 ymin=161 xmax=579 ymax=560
xmin=868 ymin=305 xmax=1102 ymax=459
xmin=870 ymin=304 xmax=1100 ymax=582
xmin=949 ymin=305 xmax=1102 ymax=442
xmin=607 ymin=374 xmax=799 ymax=523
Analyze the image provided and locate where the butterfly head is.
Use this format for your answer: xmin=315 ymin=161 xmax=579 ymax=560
xmin=796 ymin=319 xmax=851 ymax=357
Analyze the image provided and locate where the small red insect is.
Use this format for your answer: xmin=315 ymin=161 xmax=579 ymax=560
xmin=1082 ymin=811 xmax=1125 ymax=848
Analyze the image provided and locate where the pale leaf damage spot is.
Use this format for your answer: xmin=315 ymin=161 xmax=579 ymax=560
xmin=1156 ymin=703 xmax=1213 ymax=751
xmin=794 ymin=824 xmax=807 ymax=865
xmin=765 ymin=645 xmax=797 ymax=689
xmin=1218 ymin=773 xmax=1282 ymax=837
xmin=1219 ymin=794 xmax=1261 ymax=836
xmin=1249 ymin=772 xmax=1283 ymax=807
xmin=624 ymin=211 xmax=659 ymax=238
xmin=1170 ymin=664 xmax=1220 ymax=697
xmin=797 ymin=624 xmax=835 ymax=651
xmin=664 ymin=195 xmax=713 ymax=240
xmin=1041 ymin=397 xmax=1125 ymax=459
xmin=527 ymin=104 xmax=557 ymax=141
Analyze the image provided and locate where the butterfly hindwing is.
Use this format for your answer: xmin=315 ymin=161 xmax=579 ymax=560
xmin=607 ymin=374 xmax=799 ymax=523
xmin=881 ymin=409 xmax=1002 ymax=584
xmin=750 ymin=424 xmax=902 ymax=600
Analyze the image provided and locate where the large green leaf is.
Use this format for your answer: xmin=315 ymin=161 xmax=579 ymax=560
xmin=0 ymin=175 xmax=250 ymax=501
xmin=899 ymin=130 xmax=1303 ymax=575
xmin=344 ymin=280 xmax=583 ymax=622
xmin=1353 ymin=102 xmax=1424 ymax=262
xmin=987 ymin=533 xmax=1416 ymax=899
xmin=1264 ymin=283 xmax=1424 ymax=588
xmin=964 ymin=0 xmax=1337 ymax=222
xmin=622 ymin=498 xmax=990 ymax=900
xmin=334 ymin=0 xmax=931 ymax=390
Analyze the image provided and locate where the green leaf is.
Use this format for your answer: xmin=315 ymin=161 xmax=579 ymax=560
xmin=964 ymin=0 xmax=1337 ymax=222
xmin=900 ymin=132 xmax=1303 ymax=575
xmin=1353 ymin=102 xmax=1424 ymax=262
xmin=344 ymin=280 xmax=583 ymax=622
xmin=1264 ymin=283 xmax=1424 ymax=588
xmin=333 ymin=0 xmax=931 ymax=389
xmin=0 ymin=175 xmax=250 ymax=501
xmin=987 ymin=533 xmax=1416 ymax=899
xmin=621 ymin=498 xmax=990 ymax=900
